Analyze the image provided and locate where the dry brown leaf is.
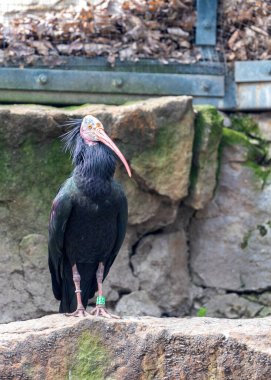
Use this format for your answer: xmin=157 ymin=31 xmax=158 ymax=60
xmin=167 ymin=27 xmax=189 ymax=38
xmin=228 ymin=30 xmax=239 ymax=50
xmin=250 ymin=25 xmax=269 ymax=37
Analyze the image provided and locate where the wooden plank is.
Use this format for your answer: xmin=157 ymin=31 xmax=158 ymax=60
xmin=0 ymin=68 xmax=225 ymax=97
xmin=235 ymin=61 xmax=271 ymax=83
xmin=196 ymin=0 xmax=218 ymax=46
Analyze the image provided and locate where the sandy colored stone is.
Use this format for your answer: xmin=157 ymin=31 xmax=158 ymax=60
xmin=129 ymin=97 xmax=195 ymax=201
xmin=117 ymin=169 xmax=178 ymax=231
xmin=0 ymin=314 xmax=271 ymax=380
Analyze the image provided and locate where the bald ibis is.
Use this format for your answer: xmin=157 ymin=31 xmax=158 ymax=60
xmin=48 ymin=115 xmax=131 ymax=318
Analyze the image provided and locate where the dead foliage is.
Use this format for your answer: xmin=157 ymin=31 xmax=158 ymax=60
xmin=218 ymin=0 xmax=271 ymax=61
xmin=0 ymin=0 xmax=269 ymax=67
xmin=0 ymin=0 xmax=199 ymax=66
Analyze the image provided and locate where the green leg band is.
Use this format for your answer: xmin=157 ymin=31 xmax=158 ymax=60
xmin=96 ymin=296 xmax=106 ymax=306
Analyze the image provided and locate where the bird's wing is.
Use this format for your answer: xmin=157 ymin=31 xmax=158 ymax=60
xmin=48 ymin=178 xmax=74 ymax=300
xmin=104 ymin=185 xmax=128 ymax=280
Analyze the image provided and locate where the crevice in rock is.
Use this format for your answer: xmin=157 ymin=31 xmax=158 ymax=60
xmin=117 ymin=289 xmax=131 ymax=297
xmin=128 ymin=227 xmax=165 ymax=277
xmin=225 ymin=287 xmax=271 ymax=297
xmin=189 ymin=283 xmax=271 ymax=317
xmin=189 ymin=283 xmax=271 ymax=297
xmin=0 ymin=200 xmax=13 ymax=206
xmin=10 ymin=269 xmax=24 ymax=277
xmin=184 ymin=207 xmax=199 ymax=315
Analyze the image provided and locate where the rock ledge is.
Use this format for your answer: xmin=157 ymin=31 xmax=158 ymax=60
xmin=0 ymin=314 xmax=271 ymax=379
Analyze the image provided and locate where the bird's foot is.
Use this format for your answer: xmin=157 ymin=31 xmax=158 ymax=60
xmin=65 ymin=306 xmax=89 ymax=317
xmin=90 ymin=306 xmax=120 ymax=319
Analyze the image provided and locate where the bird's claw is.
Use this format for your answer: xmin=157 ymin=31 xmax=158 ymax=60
xmin=65 ymin=306 xmax=89 ymax=317
xmin=90 ymin=306 xmax=120 ymax=319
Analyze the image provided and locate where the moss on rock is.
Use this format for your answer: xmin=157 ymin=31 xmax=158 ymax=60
xmin=0 ymin=135 xmax=72 ymax=232
xmin=222 ymin=128 xmax=251 ymax=147
xmin=193 ymin=105 xmax=223 ymax=153
xmin=221 ymin=114 xmax=271 ymax=187
xmin=69 ymin=331 xmax=111 ymax=380
xmin=230 ymin=114 xmax=262 ymax=138
xmin=186 ymin=105 xmax=223 ymax=209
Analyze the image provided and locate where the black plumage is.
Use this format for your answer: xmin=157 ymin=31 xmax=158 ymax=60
xmin=48 ymin=119 xmax=128 ymax=314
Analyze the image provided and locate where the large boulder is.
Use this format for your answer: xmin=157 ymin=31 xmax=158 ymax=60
xmin=0 ymin=314 xmax=271 ymax=380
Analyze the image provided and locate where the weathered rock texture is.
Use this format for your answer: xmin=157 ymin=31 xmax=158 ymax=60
xmin=1 ymin=98 xmax=271 ymax=323
xmin=131 ymin=231 xmax=190 ymax=316
xmin=1 ymin=314 xmax=271 ymax=380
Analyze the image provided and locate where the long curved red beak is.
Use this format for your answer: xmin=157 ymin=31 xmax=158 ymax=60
xmin=97 ymin=129 xmax=132 ymax=177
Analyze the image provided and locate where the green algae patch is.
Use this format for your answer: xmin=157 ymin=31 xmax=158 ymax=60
xmin=221 ymin=115 xmax=271 ymax=187
xmin=186 ymin=105 xmax=223 ymax=209
xmin=0 ymin=135 xmax=72 ymax=231
xmin=240 ymin=229 xmax=253 ymax=249
xmin=192 ymin=105 xmax=223 ymax=180
xmin=222 ymin=128 xmax=251 ymax=148
xmin=245 ymin=162 xmax=271 ymax=187
xmin=230 ymin=114 xmax=261 ymax=138
xmin=222 ymin=128 xmax=267 ymax=161
xmin=193 ymin=105 xmax=223 ymax=155
xmin=69 ymin=331 xmax=111 ymax=380
xmin=131 ymin=122 xmax=182 ymax=189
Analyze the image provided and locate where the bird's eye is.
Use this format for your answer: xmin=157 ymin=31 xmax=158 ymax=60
xmin=88 ymin=124 xmax=92 ymax=129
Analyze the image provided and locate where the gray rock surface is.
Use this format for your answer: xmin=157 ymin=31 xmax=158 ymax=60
xmin=116 ymin=290 xmax=161 ymax=317
xmin=204 ymin=293 xmax=263 ymax=319
xmin=190 ymin=142 xmax=271 ymax=291
xmin=1 ymin=314 xmax=271 ymax=380
xmin=132 ymin=231 xmax=191 ymax=316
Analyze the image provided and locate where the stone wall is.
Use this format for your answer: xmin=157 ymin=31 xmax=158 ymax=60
xmin=0 ymin=98 xmax=271 ymax=323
